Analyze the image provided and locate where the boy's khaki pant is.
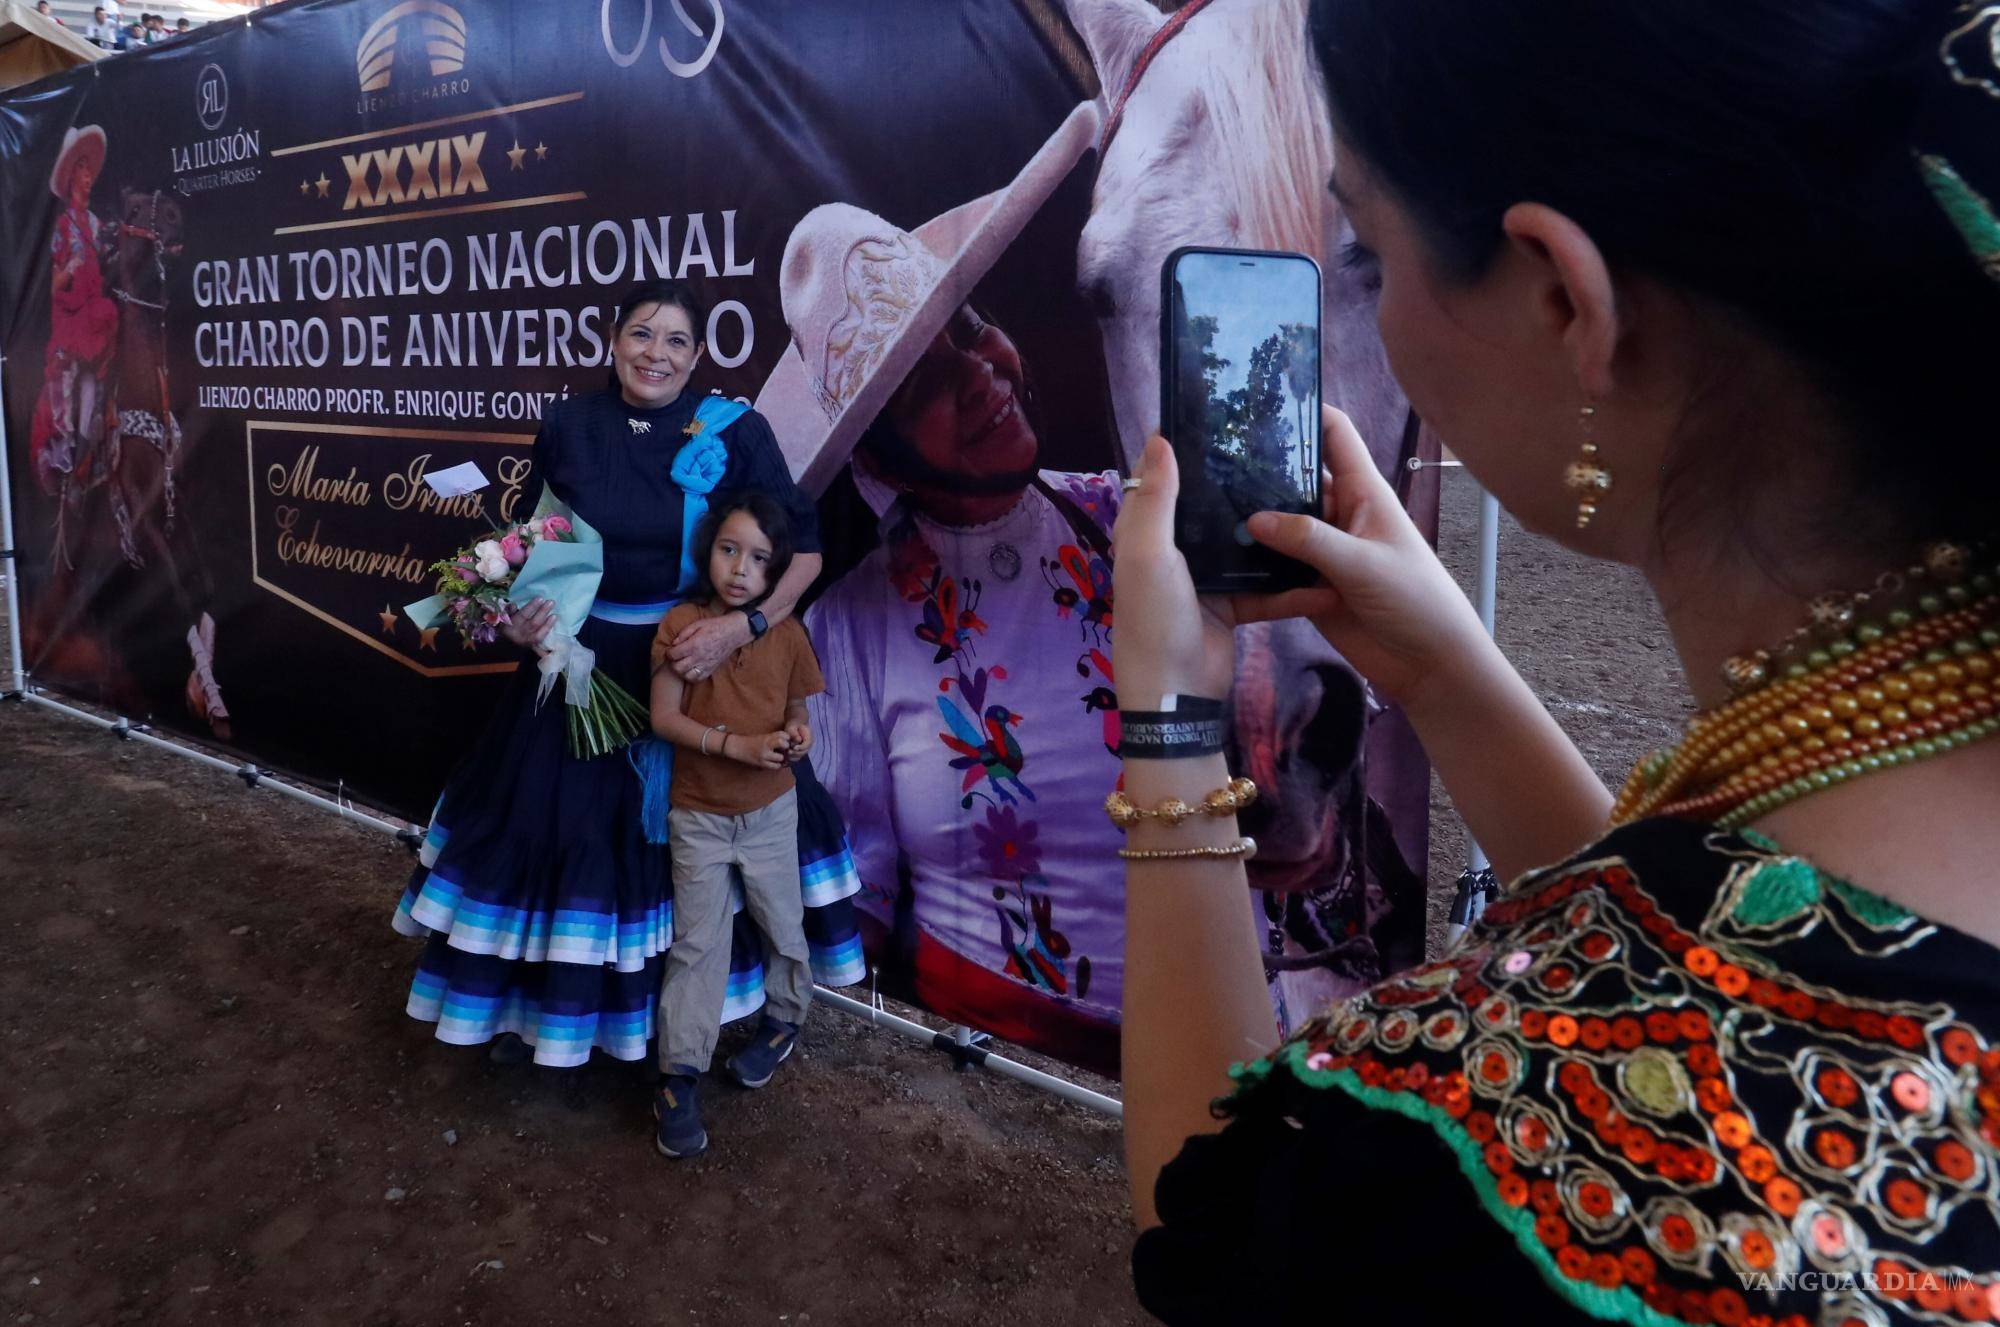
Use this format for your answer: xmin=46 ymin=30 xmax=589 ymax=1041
xmin=659 ymin=788 xmax=813 ymax=1074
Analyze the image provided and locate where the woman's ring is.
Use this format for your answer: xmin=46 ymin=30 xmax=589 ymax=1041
xmin=1121 ymin=475 xmax=1144 ymax=493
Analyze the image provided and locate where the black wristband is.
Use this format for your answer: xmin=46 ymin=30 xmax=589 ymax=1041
xmin=1120 ymin=712 xmax=1226 ymax=760
xmin=1121 ymin=694 xmax=1226 ymax=729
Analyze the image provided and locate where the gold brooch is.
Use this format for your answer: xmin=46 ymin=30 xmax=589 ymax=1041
xmin=682 ymin=419 xmax=706 ymax=437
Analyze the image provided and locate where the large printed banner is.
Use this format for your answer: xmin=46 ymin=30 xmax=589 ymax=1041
xmin=0 ymin=0 xmax=1436 ymax=1072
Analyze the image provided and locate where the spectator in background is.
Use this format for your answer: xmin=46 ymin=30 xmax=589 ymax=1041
xmin=84 ymin=6 xmax=120 ymax=46
xmin=173 ymin=16 xmax=188 ymax=35
xmin=123 ymin=20 xmax=142 ymax=46
xmin=35 ymin=1 xmax=63 ymax=23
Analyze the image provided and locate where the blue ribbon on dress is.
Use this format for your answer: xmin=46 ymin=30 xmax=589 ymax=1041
xmin=629 ymin=737 xmax=675 ymax=846
xmin=670 ymin=394 xmax=749 ymax=593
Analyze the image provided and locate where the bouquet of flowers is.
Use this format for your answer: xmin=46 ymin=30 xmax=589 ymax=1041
xmin=405 ymin=501 xmax=649 ymax=759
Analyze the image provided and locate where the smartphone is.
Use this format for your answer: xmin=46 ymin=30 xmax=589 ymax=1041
xmin=1159 ymin=246 xmax=1322 ymax=593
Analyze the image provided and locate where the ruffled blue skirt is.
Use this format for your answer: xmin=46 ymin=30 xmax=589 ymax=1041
xmin=392 ymin=608 xmax=864 ymax=1068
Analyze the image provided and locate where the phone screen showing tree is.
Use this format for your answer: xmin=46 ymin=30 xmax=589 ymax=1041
xmin=1165 ymin=248 xmax=1321 ymax=591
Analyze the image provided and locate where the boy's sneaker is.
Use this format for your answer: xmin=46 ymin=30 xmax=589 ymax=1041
xmin=725 ymin=1018 xmax=798 ymax=1089
xmin=654 ymin=1075 xmax=707 ymax=1159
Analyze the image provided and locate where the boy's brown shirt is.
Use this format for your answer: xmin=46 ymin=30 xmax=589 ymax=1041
xmin=651 ymin=602 xmax=825 ymax=815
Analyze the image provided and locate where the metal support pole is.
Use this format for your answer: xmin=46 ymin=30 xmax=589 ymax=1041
xmin=812 ymin=985 xmax=1123 ymax=1117
xmin=1474 ymin=487 xmax=1500 ymax=638
xmin=1444 ymin=485 xmax=1503 ymax=948
xmin=0 ymin=353 xmax=26 ymax=698
xmin=17 ymin=688 xmax=410 ymax=839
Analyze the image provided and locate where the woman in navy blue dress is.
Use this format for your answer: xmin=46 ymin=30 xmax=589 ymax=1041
xmin=393 ymin=280 xmax=864 ymax=1069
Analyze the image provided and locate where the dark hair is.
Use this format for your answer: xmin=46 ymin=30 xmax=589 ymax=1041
xmin=605 ymin=279 xmax=707 ymax=392
xmin=1311 ymin=0 xmax=2000 ymax=548
xmin=688 ymin=490 xmax=795 ymax=607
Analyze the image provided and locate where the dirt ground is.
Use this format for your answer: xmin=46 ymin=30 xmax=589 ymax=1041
xmin=0 ymin=472 xmax=1689 ymax=1327
xmin=1425 ymin=469 xmax=1692 ymax=942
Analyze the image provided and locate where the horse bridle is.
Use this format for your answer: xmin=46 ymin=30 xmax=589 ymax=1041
xmin=112 ymin=190 xmax=173 ymax=312
xmin=111 ymin=190 xmax=177 ymax=428
xmin=1097 ymin=0 xmax=1219 ymax=156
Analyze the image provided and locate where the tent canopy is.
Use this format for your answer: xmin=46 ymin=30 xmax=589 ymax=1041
xmin=0 ymin=0 xmax=102 ymax=91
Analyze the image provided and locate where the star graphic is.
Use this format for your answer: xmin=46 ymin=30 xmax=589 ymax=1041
xmin=419 ymin=626 xmax=440 ymax=652
xmin=533 ymin=141 xmax=548 ymax=161
xmin=314 ymin=172 xmax=331 ymax=199
xmin=298 ymin=179 xmax=310 ymax=197
xmin=506 ymin=140 xmax=527 ymax=171
xmin=378 ymin=605 xmax=399 ymax=635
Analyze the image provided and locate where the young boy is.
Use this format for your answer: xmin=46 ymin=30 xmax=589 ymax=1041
xmin=647 ymin=491 xmax=821 ymax=1159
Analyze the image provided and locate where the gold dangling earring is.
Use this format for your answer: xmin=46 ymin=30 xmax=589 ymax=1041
xmin=1564 ymin=403 xmax=1613 ymax=530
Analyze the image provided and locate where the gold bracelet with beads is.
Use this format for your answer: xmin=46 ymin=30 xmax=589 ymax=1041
xmin=1118 ymin=837 xmax=1259 ymax=862
xmin=1104 ymin=778 xmax=1257 ymax=831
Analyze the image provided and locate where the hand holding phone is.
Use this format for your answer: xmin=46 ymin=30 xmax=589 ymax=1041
xmin=1159 ymin=247 xmax=1323 ymax=593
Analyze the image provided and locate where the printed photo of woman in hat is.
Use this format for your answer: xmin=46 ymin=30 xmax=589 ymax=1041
xmin=755 ymin=104 xmax=1130 ymax=1072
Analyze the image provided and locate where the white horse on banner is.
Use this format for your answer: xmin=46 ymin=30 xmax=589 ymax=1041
xmin=1066 ymin=0 xmax=1409 ymax=473
xmin=1064 ymin=0 xmax=1426 ymax=1016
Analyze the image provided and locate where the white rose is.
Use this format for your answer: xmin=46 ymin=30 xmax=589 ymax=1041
xmin=476 ymin=554 xmax=511 ymax=582
xmin=473 ymin=539 xmax=504 ymax=563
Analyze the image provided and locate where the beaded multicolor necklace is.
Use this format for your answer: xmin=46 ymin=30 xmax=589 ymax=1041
xmin=1611 ymin=541 xmax=2000 ymax=830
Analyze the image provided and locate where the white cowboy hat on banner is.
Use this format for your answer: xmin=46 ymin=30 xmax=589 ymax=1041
xmin=754 ymin=100 xmax=1101 ymax=496
xmin=50 ymin=124 xmax=107 ymax=199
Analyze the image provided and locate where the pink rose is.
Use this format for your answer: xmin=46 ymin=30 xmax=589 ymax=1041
xmin=542 ymin=514 xmax=572 ymax=539
xmin=459 ymin=564 xmax=481 ymax=585
xmin=500 ymin=533 xmax=527 ymax=566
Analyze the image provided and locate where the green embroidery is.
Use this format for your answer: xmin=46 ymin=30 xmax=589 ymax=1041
xmin=1828 ymin=879 xmax=1914 ymax=929
xmin=1730 ymin=858 xmax=1821 ymax=927
xmin=1732 ymin=828 xmax=1916 ymax=931
xmin=1266 ymin=1045 xmax=1687 ymax=1327
xmin=1919 ymin=153 xmax=2000 ymax=278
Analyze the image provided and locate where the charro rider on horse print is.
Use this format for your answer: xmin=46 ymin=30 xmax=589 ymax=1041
xmin=26 ymin=124 xmax=228 ymax=740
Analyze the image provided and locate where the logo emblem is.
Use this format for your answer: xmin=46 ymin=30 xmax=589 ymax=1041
xmin=196 ymin=62 xmax=228 ymax=131
xmin=357 ymin=0 xmax=467 ymax=94
xmin=601 ymin=0 xmax=725 ymax=78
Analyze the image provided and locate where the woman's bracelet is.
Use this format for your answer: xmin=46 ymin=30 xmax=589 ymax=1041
xmin=701 ymin=724 xmax=729 ymax=757
xmin=1119 ymin=836 xmax=1258 ymax=862
xmin=1104 ymin=777 xmax=1257 ymax=830
xmin=1120 ymin=696 xmax=1226 ymax=760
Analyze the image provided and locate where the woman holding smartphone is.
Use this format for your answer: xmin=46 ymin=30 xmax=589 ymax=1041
xmin=1116 ymin=1 xmax=2000 ymax=1322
